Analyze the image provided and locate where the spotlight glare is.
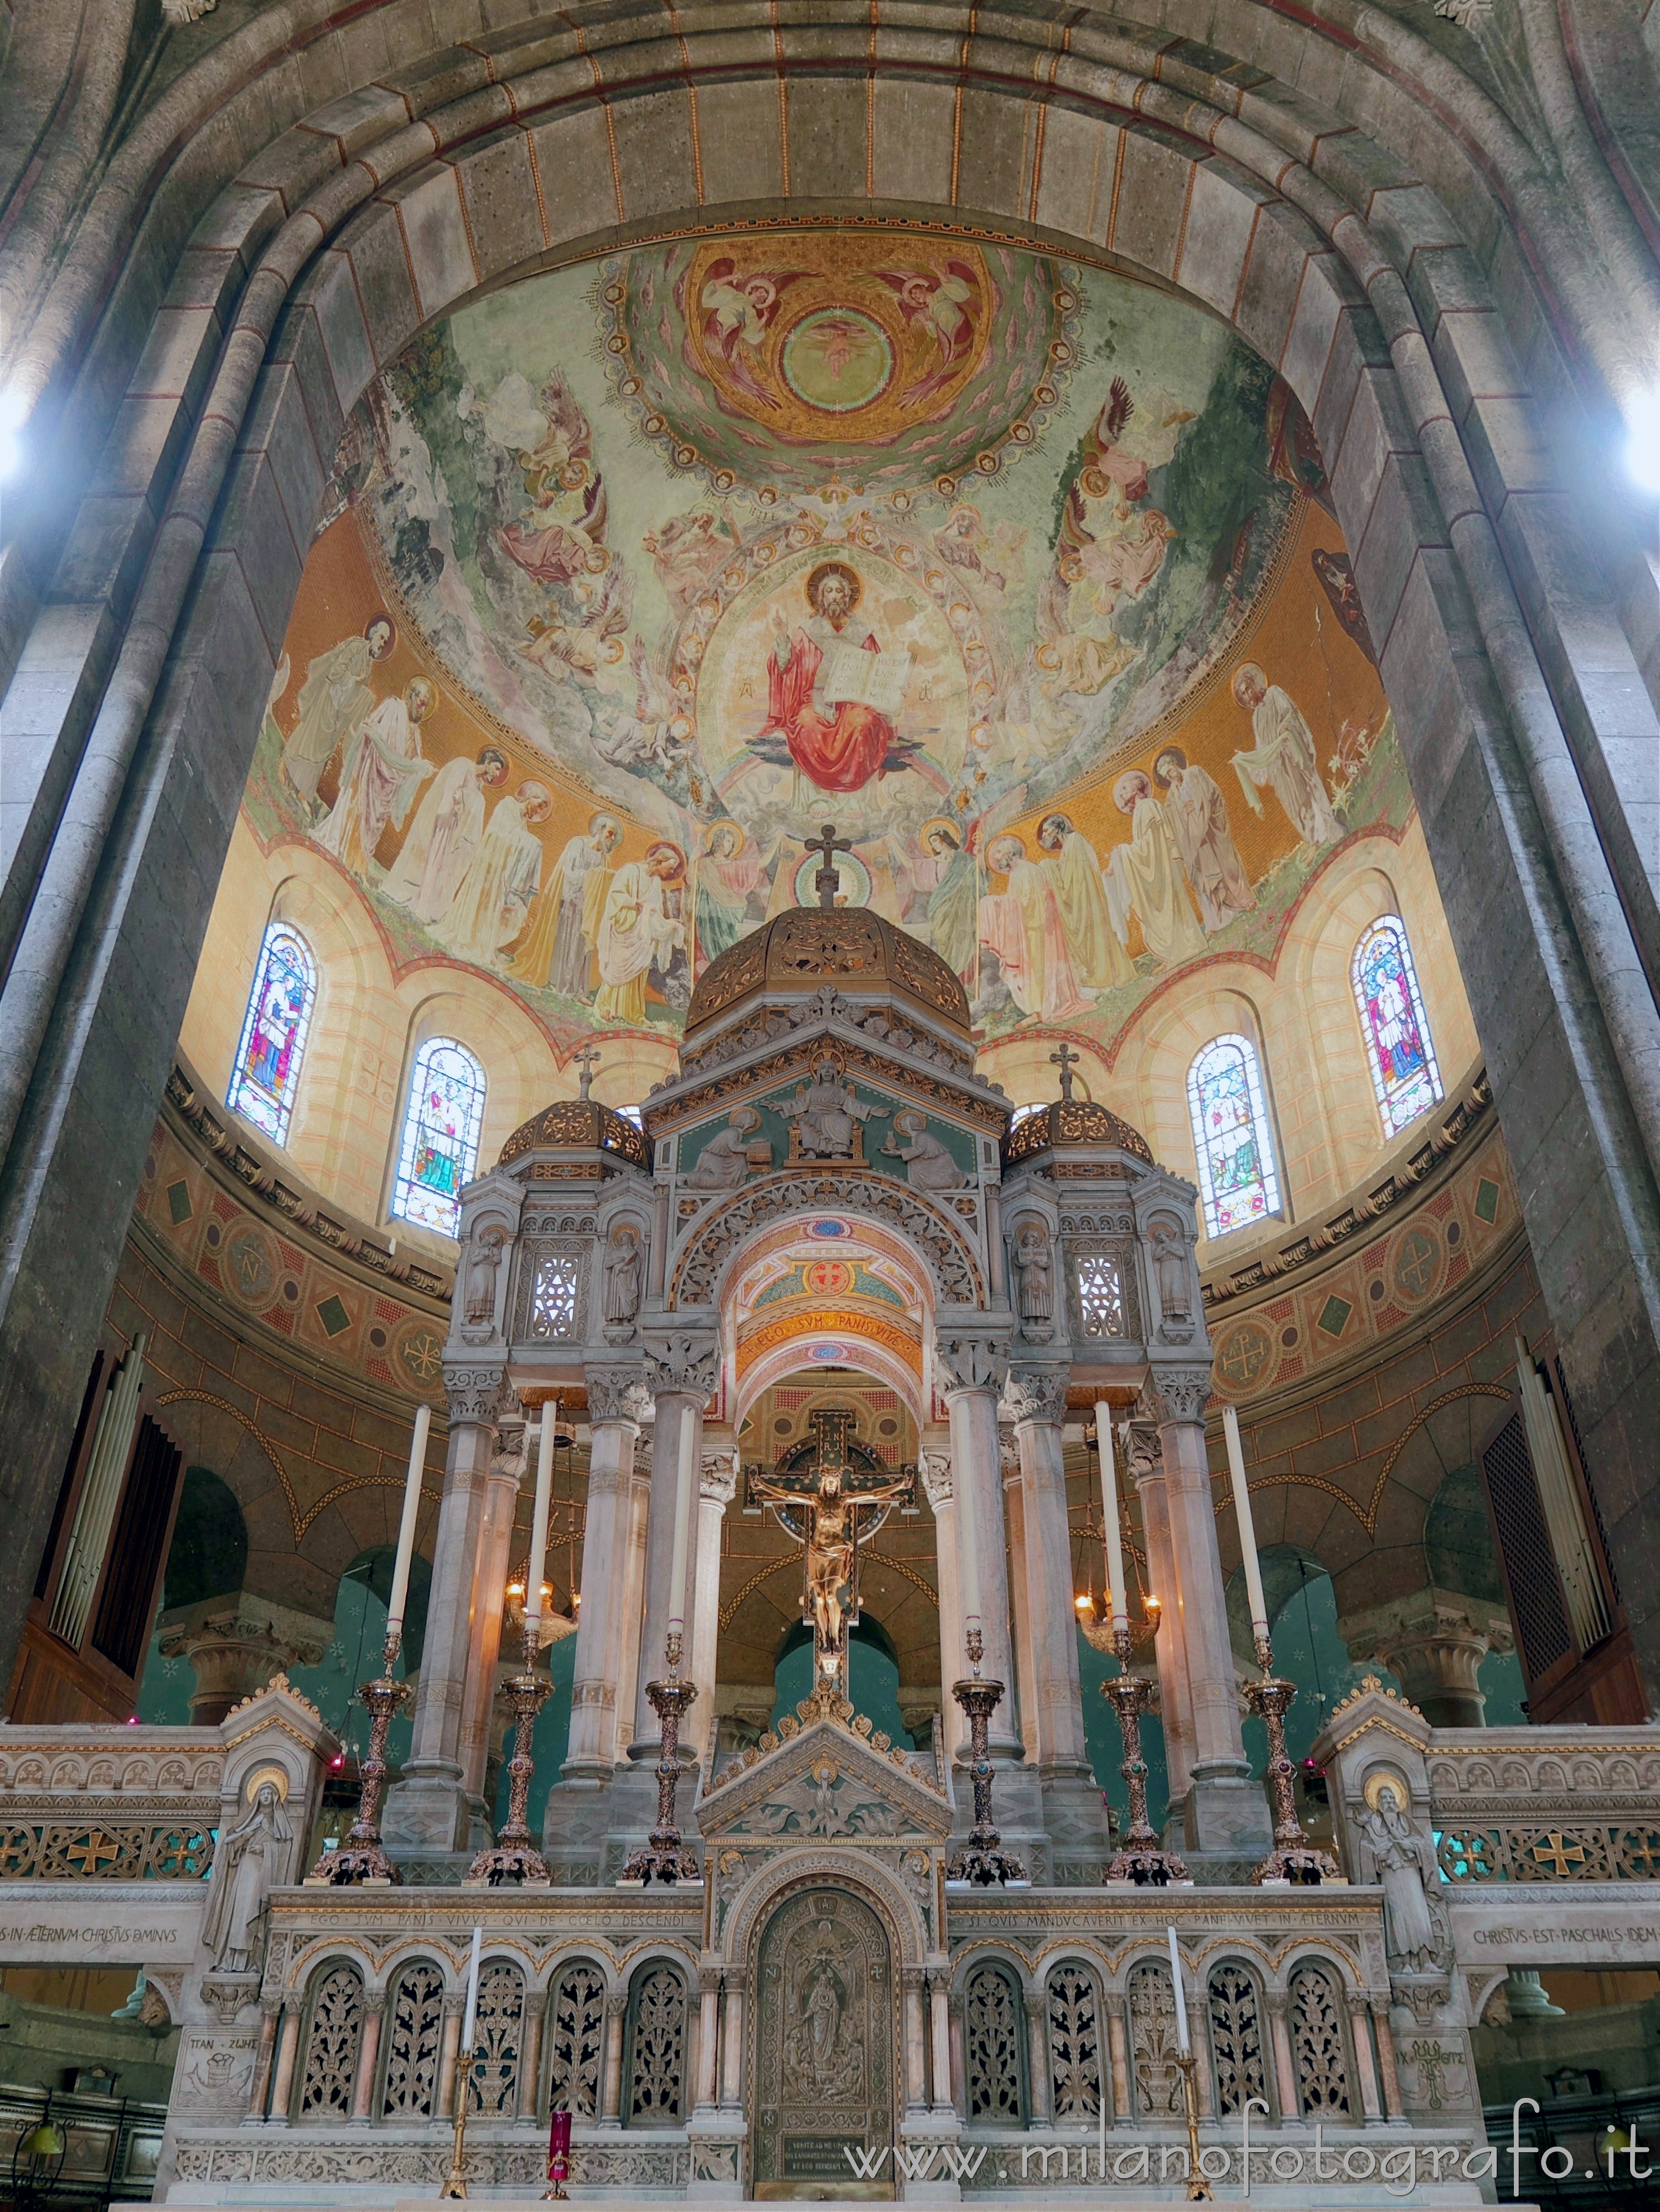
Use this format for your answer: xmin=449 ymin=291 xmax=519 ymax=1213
xmin=0 ymin=389 xmax=28 ymax=483
xmin=1628 ymin=385 xmax=1660 ymax=497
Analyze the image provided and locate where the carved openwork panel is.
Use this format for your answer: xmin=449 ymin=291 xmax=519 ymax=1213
xmin=1126 ymin=1962 xmax=1182 ymax=2120
xmin=511 ymin=1242 xmax=586 ymax=1342
xmin=381 ymin=1961 xmax=444 ymax=2118
xmin=1207 ymin=1962 xmax=1268 ymax=2118
xmin=965 ymin=1964 xmax=1024 ymax=2123
xmin=469 ymin=1961 xmax=524 ymax=2115
xmin=549 ymin=1962 xmax=607 ymax=2117
xmin=1046 ymin=1965 xmax=1102 ymax=2121
xmin=751 ymin=1885 xmax=893 ymax=2192
xmin=1067 ymin=1242 xmax=1141 ymax=1343
xmin=1289 ymin=1965 xmax=1351 ymax=2117
xmin=0 ymin=1819 xmax=214 ymax=1878
xmin=297 ymin=1964 xmax=363 ymax=2120
xmin=625 ymin=1965 xmax=686 ymax=2128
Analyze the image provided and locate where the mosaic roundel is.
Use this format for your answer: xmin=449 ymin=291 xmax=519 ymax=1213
xmin=1214 ymin=1320 xmax=1275 ymax=1392
xmin=1392 ymin=1226 xmax=1442 ymax=1303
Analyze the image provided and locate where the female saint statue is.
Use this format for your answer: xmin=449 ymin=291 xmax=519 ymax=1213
xmin=203 ymin=1781 xmax=293 ymax=1971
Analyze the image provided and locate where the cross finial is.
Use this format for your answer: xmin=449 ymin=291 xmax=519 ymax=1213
xmin=803 ymin=823 xmax=854 ymax=910
xmin=573 ymin=1042 xmax=601 ymax=1101
xmin=1049 ymin=1040 xmax=1080 ymax=1102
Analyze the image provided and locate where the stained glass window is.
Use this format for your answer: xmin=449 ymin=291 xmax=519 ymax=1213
xmin=1187 ymin=1033 xmax=1281 ymax=1239
xmin=392 ymin=1038 xmax=485 ymax=1237
xmin=1352 ymin=914 xmax=1442 ymax=1136
xmin=227 ymin=923 xmax=316 ymax=1145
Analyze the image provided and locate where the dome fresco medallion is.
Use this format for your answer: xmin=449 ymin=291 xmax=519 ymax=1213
xmin=249 ymin=226 xmax=1403 ymax=1060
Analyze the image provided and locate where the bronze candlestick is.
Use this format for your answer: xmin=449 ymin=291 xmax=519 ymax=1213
xmin=468 ymin=1620 xmax=553 ymax=1884
xmin=1102 ymin=1626 xmax=1188 ymax=1884
xmin=945 ymin=1629 xmax=1027 ymax=1887
xmin=1245 ymin=1631 xmax=1339 ymax=1884
xmin=1174 ymin=2050 xmax=1211 ymax=2200
xmin=440 ymin=2041 xmax=480 ymax=2199
xmin=309 ymin=1629 xmax=408 ymax=1884
xmin=621 ymin=1631 xmax=702 ymax=1885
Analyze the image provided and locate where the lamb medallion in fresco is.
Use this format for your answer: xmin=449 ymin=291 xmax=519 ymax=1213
xmin=247 ymin=226 xmax=1402 ymax=1056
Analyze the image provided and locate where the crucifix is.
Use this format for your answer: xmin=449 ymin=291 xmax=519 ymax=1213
xmin=803 ymin=823 xmax=854 ymax=911
xmin=573 ymin=1042 xmax=601 ymax=1100
xmin=1049 ymin=1039 xmax=1080 ymax=1102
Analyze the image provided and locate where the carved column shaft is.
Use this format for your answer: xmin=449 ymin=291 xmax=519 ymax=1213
xmin=564 ymin=1407 xmax=640 ymax=1781
xmin=720 ymin=1983 xmax=744 ymax=2110
xmin=436 ymin=1999 xmax=464 ymax=2120
xmin=614 ymin=1466 xmax=651 ymax=1768
xmin=520 ymin=1992 xmax=545 ymax=2123
xmin=601 ymin=1997 xmax=627 ymax=2125
xmin=269 ymin=2007 xmax=302 ymax=2124
xmin=351 ymin=1997 xmax=385 ymax=2120
xmin=1133 ymin=1459 xmax=1194 ymax=1811
xmin=1347 ymin=1992 xmax=1384 ymax=2122
xmin=695 ymin=1980 xmax=721 ymax=2110
xmin=902 ymin=1975 xmax=927 ymax=2115
xmin=632 ymin=1387 xmax=705 ymax=1753
xmin=1011 ymin=1384 xmax=1090 ymax=1773
xmin=1267 ymin=1995 xmax=1300 ymax=2123
xmin=1371 ymin=2001 xmax=1404 ymax=2121
xmin=943 ymin=1376 xmax=1020 ymax=1756
xmin=689 ymin=1446 xmax=736 ymax=1760
xmin=459 ymin=1439 xmax=524 ymax=1810
xmin=1024 ymin=1991 xmax=1052 ymax=2125
xmin=929 ymin=1980 xmax=953 ymax=2115
xmin=921 ymin=1447 xmax=963 ymax=1753
xmin=247 ymin=2002 xmax=281 ymax=2118
xmin=1106 ymin=2006 xmax=1131 ymax=2124
xmin=1002 ymin=1445 xmax=1040 ymax=1764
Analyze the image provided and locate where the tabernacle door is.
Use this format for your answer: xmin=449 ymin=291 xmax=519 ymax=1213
xmin=751 ymin=1882 xmax=896 ymax=2200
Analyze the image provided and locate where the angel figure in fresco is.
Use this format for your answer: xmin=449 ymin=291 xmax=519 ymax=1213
xmin=280 ymin=613 xmax=395 ymax=812
xmin=692 ymin=820 xmax=777 ymax=973
xmin=876 ymin=261 xmax=979 ymax=406
xmin=507 ymin=811 xmax=622 ymax=998
xmin=1035 ymin=556 xmax=1137 ymax=701
xmin=1152 ymin=745 xmax=1255 ymax=934
xmin=699 ymin=260 xmax=802 ymax=409
xmin=760 ymin=561 xmax=916 ymax=795
xmin=433 ymin=780 xmax=552 ymax=969
xmin=978 ymin=832 xmax=1090 ymax=1022
xmin=314 ymin=676 xmax=437 ymax=878
xmin=1229 ymin=664 xmax=1346 ymax=849
xmin=383 ymin=746 xmax=509 ymax=927
xmin=520 ymin=552 xmax=633 ymax=686
xmin=594 ymin=842 xmax=686 ymax=1026
xmin=888 ymin=819 xmax=978 ymax=983
xmin=1104 ymin=770 xmax=1207 ymax=968
xmin=1036 ymin=812 xmax=1132 ymax=993
xmin=644 ymin=508 xmax=741 ymax=612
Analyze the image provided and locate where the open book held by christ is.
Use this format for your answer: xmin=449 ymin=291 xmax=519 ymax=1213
xmin=816 ymin=636 xmax=912 ymax=719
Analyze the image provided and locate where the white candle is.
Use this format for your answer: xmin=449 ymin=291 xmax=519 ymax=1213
xmin=523 ymin=1404 xmax=556 ymax=1626
xmin=461 ymin=1925 xmax=482 ymax=2052
xmin=1222 ymin=1404 xmax=1269 ymax=1642
xmin=1094 ymin=1402 xmax=1129 ymax=1633
xmin=667 ymin=1402 xmax=696 ymax=1643
xmin=385 ymin=1402 xmax=431 ymax=1639
xmin=1167 ymin=1925 xmax=1190 ymax=2053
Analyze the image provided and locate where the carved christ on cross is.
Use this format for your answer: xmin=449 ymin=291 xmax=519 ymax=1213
xmin=749 ymin=1456 xmax=913 ymax=1676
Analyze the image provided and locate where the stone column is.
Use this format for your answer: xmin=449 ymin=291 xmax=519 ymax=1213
xmin=688 ymin=1436 xmax=736 ymax=1760
xmin=1007 ymin=1370 xmax=1091 ymax=1776
xmin=720 ymin=1983 xmax=744 ymax=2110
xmin=614 ymin=1458 xmax=651 ymax=1769
xmin=247 ymin=1997 xmax=281 ymax=2118
xmin=1347 ymin=1991 xmax=1384 ymax=2122
xmin=350 ymin=1993 xmax=384 ymax=2121
xmin=630 ymin=1337 xmax=717 ymax=1755
xmin=600 ymin=1992 xmax=627 ymax=2125
xmin=929 ymin=1977 xmax=953 ymax=2115
xmin=564 ymin=1372 xmax=645 ymax=1783
xmin=268 ymin=2007 xmax=302 ymax=2123
xmin=1266 ymin=1991 xmax=1300 ymax=2122
xmin=947 ymin=1989 xmax=966 ymax=2118
xmin=920 ymin=1443 xmax=961 ymax=1749
xmin=1105 ymin=2005 xmax=1130 ymax=2122
xmin=1371 ymin=2001 xmax=1404 ymax=2121
xmin=1126 ymin=1418 xmax=1195 ymax=1817
xmin=1341 ymin=1588 xmax=1515 ymax=1728
xmin=1001 ymin=1430 xmax=1040 ymax=1761
xmin=386 ymin=1365 xmax=503 ymax=1852
xmin=937 ymin=1332 xmax=1020 ymax=1757
xmin=1024 ymin=1990 xmax=1052 ymax=2126
xmin=436 ymin=1998 xmax=464 ymax=2119
xmin=1150 ymin=1368 xmax=1269 ymax=1856
xmin=695 ymin=1974 xmax=721 ymax=2111
xmin=155 ymin=1594 xmax=332 ymax=1724
xmin=520 ymin=1990 xmax=545 ymax=2122
xmin=459 ymin=1420 xmax=529 ymax=1823
xmin=902 ymin=1971 xmax=928 ymax=2115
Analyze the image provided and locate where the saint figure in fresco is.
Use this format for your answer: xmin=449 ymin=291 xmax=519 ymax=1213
xmin=1229 ymin=664 xmax=1346 ymax=848
xmin=508 ymin=812 xmax=622 ymax=997
xmin=1036 ymin=812 xmax=1132 ymax=991
xmin=692 ymin=820 xmax=773 ymax=973
xmin=978 ymin=833 xmax=1090 ymax=1021
xmin=384 ymin=746 xmax=509 ymax=927
xmin=314 ymin=676 xmax=437 ymax=878
xmin=763 ymin=562 xmax=910 ymax=795
xmin=594 ymin=843 xmax=686 ymax=1026
xmin=1103 ymin=771 xmax=1207 ymax=968
xmin=1152 ymin=746 xmax=1255 ymax=934
xmin=280 ymin=614 xmax=395 ymax=810
xmin=432 ymin=781 xmax=552 ymax=969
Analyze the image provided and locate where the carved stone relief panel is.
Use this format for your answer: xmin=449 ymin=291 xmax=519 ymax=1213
xmin=1206 ymin=1962 xmax=1269 ymax=2117
xmin=1126 ymin=1961 xmax=1182 ymax=2120
xmin=297 ymin=1963 xmax=363 ymax=2120
xmin=965 ymin=1963 xmax=1025 ymax=2123
xmin=469 ymin=1960 xmax=524 ymax=2115
xmin=751 ymin=1885 xmax=893 ymax=2194
xmin=381 ymin=1960 xmax=444 ymax=2118
xmin=549 ymin=1961 xmax=607 ymax=2117
xmin=510 ymin=1239 xmax=589 ymax=1342
xmin=1046 ymin=1965 xmax=1103 ymax=2121
xmin=1289 ymin=1965 xmax=1352 ymax=2116
xmin=1064 ymin=1238 xmax=1142 ymax=1344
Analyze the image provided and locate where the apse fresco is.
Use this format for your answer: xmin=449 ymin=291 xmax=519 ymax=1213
xmin=247 ymin=228 xmax=1403 ymax=1056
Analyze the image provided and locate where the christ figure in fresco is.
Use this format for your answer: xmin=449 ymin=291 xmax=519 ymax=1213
xmin=1229 ymin=664 xmax=1346 ymax=849
xmin=314 ymin=677 xmax=437 ymax=878
xmin=763 ymin=562 xmax=911 ymax=795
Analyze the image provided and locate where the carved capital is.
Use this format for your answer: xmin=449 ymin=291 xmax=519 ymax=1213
xmin=443 ymin=1364 xmax=508 ymax=1426
xmin=1343 ymin=1990 xmax=1371 ymax=2018
xmin=934 ymin=1332 xmax=1010 ymax=1397
xmin=643 ymin=1333 xmax=720 ymax=1402
xmin=919 ymin=1451 xmax=953 ymax=1511
xmin=1146 ymin=1367 xmax=1212 ymax=1425
xmin=607 ymin=1992 xmax=628 ymax=2020
xmin=1004 ymin=1367 xmax=1069 ymax=1428
xmin=700 ymin=1446 xmax=739 ymax=1506
xmin=586 ymin=1365 xmax=651 ymax=1425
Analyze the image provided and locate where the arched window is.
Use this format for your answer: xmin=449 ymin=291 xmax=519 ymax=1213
xmin=1289 ymin=1962 xmax=1352 ymax=2117
xmin=227 ymin=922 xmax=316 ymax=1145
xmin=1351 ymin=914 xmax=1443 ymax=1136
xmin=1186 ymin=1033 xmax=1281 ymax=1238
xmin=391 ymin=1038 xmax=485 ymax=1237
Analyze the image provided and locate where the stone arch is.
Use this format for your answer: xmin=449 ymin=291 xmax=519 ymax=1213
xmin=720 ymin=1849 xmax=925 ymax=1979
xmin=3 ymin=1 xmax=1658 ymax=1713
xmin=674 ymin=1175 xmax=984 ymax=1316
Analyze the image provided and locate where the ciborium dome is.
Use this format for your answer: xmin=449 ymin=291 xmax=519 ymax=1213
xmin=684 ymin=906 xmax=972 ymax=1044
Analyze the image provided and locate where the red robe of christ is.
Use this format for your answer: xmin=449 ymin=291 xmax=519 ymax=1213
xmin=764 ymin=627 xmax=894 ymax=794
